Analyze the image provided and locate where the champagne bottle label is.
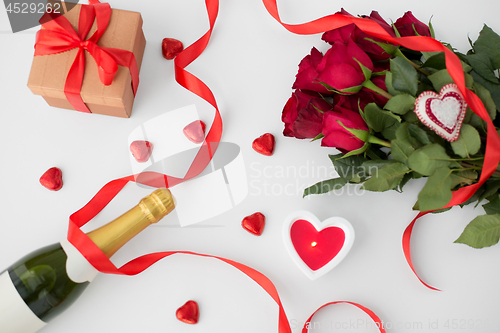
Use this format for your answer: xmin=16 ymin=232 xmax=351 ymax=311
xmin=60 ymin=239 xmax=99 ymax=283
xmin=0 ymin=271 xmax=46 ymax=333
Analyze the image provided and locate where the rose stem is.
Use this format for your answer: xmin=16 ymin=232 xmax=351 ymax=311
xmin=362 ymin=80 xmax=394 ymax=100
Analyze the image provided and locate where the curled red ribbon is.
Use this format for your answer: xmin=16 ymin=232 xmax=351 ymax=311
xmin=67 ymin=1 xmax=385 ymax=331
xmin=303 ymin=301 xmax=386 ymax=333
xmin=261 ymin=0 xmax=500 ymax=290
xmin=34 ymin=1 xmax=139 ymax=113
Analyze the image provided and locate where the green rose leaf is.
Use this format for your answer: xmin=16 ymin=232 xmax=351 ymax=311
xmin=408 ymin=144 xmax=451 ymax=176
xmin=417 ymin=167 xmax=453 ymax=212
xmin=385 ymin=71 xmax=400 ymax=96
xmin=464 ymin=72 xmax=475 ymax=89
xmin=450 ymin=169 xmax=478 ymax=188
xmin=303 ymin=177 xmax=348 ymax=197
xmin=397 ymin=172 xmax=414 ymax=192
xmin=408 ymin=123 xmax=432 ymax=145
xmin=473 ymin=82 xmax=497 ymax=120
xmin=364 ymin=103 xmax=401 ymax=135
xmin=384 ymin=94 xmax=416 ymax=115
xmin=329 ymin=154 xmax=366 ymax=181
xmin=450 ymin=124 xmax=481 ymax=158
xmin=422 ymin=51 xmax=442 ymax=61
xmin=382 ymin=124 xmax=400 ymax=141
xmin=459 ymin=184 xmax=484 ymax=208
xmin=478 ymin=180 xmax=500 ymax=204
xmin=428 ymin=69 xmax=454 ymax=92
xmin=483 ymin=195 xmax=500 ymax=215
xmin=455 ymin=214 xmax=500 ymax=248
xmin=395 ymin=122 xmax=421 ymax=148
xmin=391 ymin=139 xmax=415 ymax=165
xmin=431 ymin=207 xmax=453 ymax=214
xmin=402 ymin=110 xmax=420 ymax=124
xmin=470 ymin=71 xmax=500 ymax=112
xmin=466 ymin=53 xmax=498 ymax=84
xmin=362 ymin=162 xmax=410 ymax=192
xmin=474 ymin=24 xmax=500 ymax=70
xmin=466 ymin=110 xmax=487 ymax=134
xmin=361 ymin=159 xmax=398 ymax=176
xmin=391 ymin=57 xmax=419 ymax=96
xmin=421 ymin=52 xmax=446 ymax=70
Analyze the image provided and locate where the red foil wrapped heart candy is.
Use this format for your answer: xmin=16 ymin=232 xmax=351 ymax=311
xmin=242 ymin=212 xmax=266 ymax=236
xmin=162 ymin=38 xmax=184 ymax=60
xmin=183 ymin=120 xmax=206 ymax=144
xmin=39 ymin=167 xmax=63 ymax=191
xmin=130 ymin=140 xmax=153 ymax=163
xmin=252 ymin=133 xmax=275 ymax=156
xmin=176 ymin=300 xmax=199 ymax=324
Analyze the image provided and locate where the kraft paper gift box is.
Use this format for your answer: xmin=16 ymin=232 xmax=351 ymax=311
xmin=27 ymin=3 xmax=146 ymax=118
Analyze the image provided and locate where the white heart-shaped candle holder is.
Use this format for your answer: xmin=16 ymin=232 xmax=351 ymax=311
xmin=283 ymin=210 xmax=354 ymax=280
xmin=414 ymin=83 xmax=468 ymax=142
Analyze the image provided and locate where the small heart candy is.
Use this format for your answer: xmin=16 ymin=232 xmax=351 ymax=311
xmin=183 ymin=120 xmax=206 ymax=144
xmin=162 ymin=38 xmax=184 ymax=60
xmin=130 ymin=140 xmax=153 ymax=163
xmin=242 ymin=212 xmax=265 ymax=236
xmin=252 ymin=133 xmax=275 ymax=156
xmin=39 ymin=167 xmax=63 ymax=191
xmin=176 ymin=300 xmax=199 ymax=324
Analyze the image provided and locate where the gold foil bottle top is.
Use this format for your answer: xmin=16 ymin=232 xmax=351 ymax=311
xmin=139 ymin=188 xmax=176 ymax=223
xmin=86 ymin=188 xmax=176 ymax=258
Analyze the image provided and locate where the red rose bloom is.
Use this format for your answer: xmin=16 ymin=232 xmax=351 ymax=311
xmin=282 ymin=91 xmax=331 ymax=139
xmin=394 ymin=11 xmax=431 ymax=37
xmin=335 ymin=8 xmax=394 ymax=36
xmin=362 ymin=11 xmax=396 ymax=37
xmin=321 ymin=106 xmax=368 ymax=152
xmin=323 ymin=11 xmax=396 ymax=62
xmin=316 ymin=39 xmax=374 ymax=92
xmin=292 ymin=47 xmax=331 ymax=94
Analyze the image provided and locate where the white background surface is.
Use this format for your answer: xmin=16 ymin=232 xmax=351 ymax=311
xmin=1 ymin=0 xmax=500 ymax=332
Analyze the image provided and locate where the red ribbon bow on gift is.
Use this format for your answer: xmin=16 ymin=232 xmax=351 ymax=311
xmin=34 ymin=0 xmax=139 ymax=113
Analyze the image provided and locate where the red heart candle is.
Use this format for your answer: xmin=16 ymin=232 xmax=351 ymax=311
xmin=290 ymin=219 xmax=345 ymax=271
xmin=283 ymin=211 xmax=354 ymax=280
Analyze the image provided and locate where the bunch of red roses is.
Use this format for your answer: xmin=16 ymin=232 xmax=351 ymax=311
xmin=282 ymin=9 xmax=431 ymax=154
xmin=282 ymin=9 xmax=500 ymax=250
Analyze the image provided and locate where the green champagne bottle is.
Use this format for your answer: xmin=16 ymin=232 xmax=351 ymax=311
xmin=0 ymin=188 xmax=175 ymax=333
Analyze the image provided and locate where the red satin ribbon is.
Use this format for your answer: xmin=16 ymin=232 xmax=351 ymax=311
xmin=303 ymin=301 xmax=386 ymax=333
xmin=262 ymin=0 xmax=500 ymax=290
xmin=34 ymin=1 xmax=139 ymax=113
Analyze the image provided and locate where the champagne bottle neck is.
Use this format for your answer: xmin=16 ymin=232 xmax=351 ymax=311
xmin=86 ymin=188 xmax=175 ymax=258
